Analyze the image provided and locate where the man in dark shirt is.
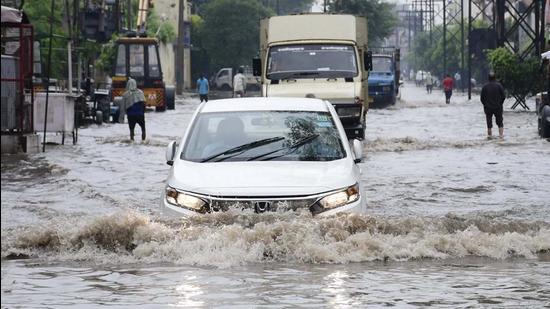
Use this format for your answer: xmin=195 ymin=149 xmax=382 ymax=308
xmin=480 ymin=72 xmax=506 ymax=139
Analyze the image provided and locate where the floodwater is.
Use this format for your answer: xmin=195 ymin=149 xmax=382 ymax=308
xmin=2 ymin=84 xmax=549 ymax=307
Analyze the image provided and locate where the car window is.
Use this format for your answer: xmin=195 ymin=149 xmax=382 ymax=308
xmin=182 ymin=111 xmax=346 ymax=162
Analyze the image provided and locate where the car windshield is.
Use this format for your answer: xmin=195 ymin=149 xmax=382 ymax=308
xmin=267 ymin=44 xmax=358 ymax=80
xmin=372 ymin=57 xmax=392 ymax=72
xmin=181 ymin=111 xmax=346 ymax=162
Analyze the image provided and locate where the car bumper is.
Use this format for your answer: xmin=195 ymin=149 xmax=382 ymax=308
xmin=160 ymin=193 xmax=366 ymax=218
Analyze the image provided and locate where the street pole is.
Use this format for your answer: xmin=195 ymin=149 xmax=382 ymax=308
xmin=460 ymin=0 xmax=465 ymax=92
xmin=467 ymin=0 xmax=472 ymax=99
xmin=176 ymin=0 xmax=184 ymax=94
xmin=43 ymin=0 xmax=56 ymax=152
xmin=443 ymin=0 xmax=447 ymax=77
xmin=126 ymin=0 xmax=131 ymax=31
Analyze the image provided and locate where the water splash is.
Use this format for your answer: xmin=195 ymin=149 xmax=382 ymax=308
xmin=2 ymin=211 xmax=548 ymax=268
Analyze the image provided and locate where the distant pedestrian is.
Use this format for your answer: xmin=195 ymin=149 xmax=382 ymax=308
xmin=454 ymin=72 xmax=462 ymax=91
xmin=409 ymin=69 xmax=414 ymax=81
xmin=233 ymin=67 xmax=247 ymax=98
xmin=442 ymin=74 xmax=454 ymax=104
xmin=425 ymin=72 xmax=434 ymax=94
xmin=196 ymin=74 xmax=209 ymax=103
xmin=121 ymin=78 xmax=146 ymax=141
xmin=480 ymin=72 xmax=506 ymax=139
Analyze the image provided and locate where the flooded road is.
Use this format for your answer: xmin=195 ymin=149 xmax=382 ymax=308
xmin=2 ymin=84 xmax=549 ymax=307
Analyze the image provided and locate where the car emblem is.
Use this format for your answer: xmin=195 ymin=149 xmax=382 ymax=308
xmin=254 ymin=201 xmax=271 ymax=213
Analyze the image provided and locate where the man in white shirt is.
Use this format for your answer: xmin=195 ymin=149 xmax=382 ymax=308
xmin=233 ymin=67 xmax=247 ymax=97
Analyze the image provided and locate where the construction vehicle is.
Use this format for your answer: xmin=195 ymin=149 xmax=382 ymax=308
xmin=110 ymin=0 xmax=175 ymax=112
xmin=368 ymin=48 xmax=401 ymax=106
xmin=253 ymin=14 xmax=372 ymax=140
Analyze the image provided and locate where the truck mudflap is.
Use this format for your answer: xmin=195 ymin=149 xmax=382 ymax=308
xmin=343 ymin=123 xmax=365 ymax=140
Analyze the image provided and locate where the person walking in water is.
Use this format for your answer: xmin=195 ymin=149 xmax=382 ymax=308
xmin=425 ymin=72 xmax=434 ymax=94
xmin=196 ymin=74 xmax=209 ymax=103
xmin=480 ymin=72 xmax=506 ymax=139
xmin=120 ymin=78 xmax=146 ymax=141
xmin=442 ymin=74 xmax=454 ymax=104
xmin=233 ymin=67 xmax=247 ymax=98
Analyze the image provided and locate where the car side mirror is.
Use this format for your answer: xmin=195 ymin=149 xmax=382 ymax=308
xmin=364 ymin=51 xmax=372 ymax=71
xmin=253 ymin=57 xmax=262 ymax=76
xmin=165 ymin=141 xmax=177 ymax=165
xmin=352 ymin=139 xmax=363 ymax=163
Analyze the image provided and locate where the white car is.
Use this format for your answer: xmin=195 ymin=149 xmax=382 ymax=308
xmin=161 ymin=97 xmax=366 ymax=217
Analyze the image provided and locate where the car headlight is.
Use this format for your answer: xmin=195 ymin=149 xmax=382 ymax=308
xmin=317 ymin=184 xmax=360 ymax=210
xmin=165 ymin=187 xmax=208 ymax=213
xmin=336 ymin=106 xmax=362 ymax=118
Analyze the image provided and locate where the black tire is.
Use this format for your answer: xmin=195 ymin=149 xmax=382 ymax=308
xmin=156 ymin=105 xmax=166 ymax=112
xmin=221 ymin=84 xmax=232 ymax=91
xmin=95 ymin=111 xmax=103 ymax=125
xmin=165 ymin=85 xmax=175 ymax=110
xmin=541 ymin=106 xmax=550 ymax=138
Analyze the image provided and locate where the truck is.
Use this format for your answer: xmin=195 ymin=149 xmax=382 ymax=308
xmin=253 ymin=14 xmax=372 ymax=140
xmin=368 ymin=49 xmax=401 ymax=106
xmin=211 ymin=67 xmax=260 ymax=91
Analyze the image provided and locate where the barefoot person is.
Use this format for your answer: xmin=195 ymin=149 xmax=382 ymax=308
xmin=480 ymin=72 xmax=506 ymax=139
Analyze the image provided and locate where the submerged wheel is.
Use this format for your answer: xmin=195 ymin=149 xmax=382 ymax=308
xmin=541 ymin=106 xmax=550 ymax=138
xmin=95 ymin=111 xmax=103 ymax=125
xmin=155 ymin=105 xmax=166 ymax=112
xmin=166 ymin=85 xmax=175 ymax=110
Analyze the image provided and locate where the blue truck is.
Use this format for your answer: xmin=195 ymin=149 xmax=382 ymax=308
xmin=368 ymin=49 xmax=400 ymax=106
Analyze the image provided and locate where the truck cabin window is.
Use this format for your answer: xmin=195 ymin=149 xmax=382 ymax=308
xmin=267 ymin=44 xmax=358 ymax=80
xmin=148 ymin=45 xmax=160 ymax=78
xmin=129 ymin=44 xmax=144 ymax=77
xmin=115 ymin=44 xmax=126 ymax=76
xmin=372 ymin=57 xmax=393 ymax=73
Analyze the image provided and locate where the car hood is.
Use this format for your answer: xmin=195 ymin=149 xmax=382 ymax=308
xmin=168 ymin=159 xmax=358 ymax=197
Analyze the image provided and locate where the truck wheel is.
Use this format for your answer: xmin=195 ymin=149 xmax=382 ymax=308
xmin=165 ymin=85 xmax=175 ymax=110
xmin=221 ymin=84 xmax=232 ymax=91
xmin=156 ymin=105 xmax=166 ymax=112
xmin=95 ymin=111 xmax=103 ymax=125
xmin=541 ymin=106 xmax=550 ymax=138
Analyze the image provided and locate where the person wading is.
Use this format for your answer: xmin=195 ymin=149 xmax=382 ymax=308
xmin=196 ymin=74 xmax=210 ymax=103
xmin=233 ymin=67 xmax=247 ymax=98
xmin=426 ymin=72 xmax=434 ymax=94
xmin=480 ymin=72 xmax=506 ymax=139
xmin=120 ymin=78 xmax=146 ymax=141
xmin=442 ymin=74 xmax=454 ymax=104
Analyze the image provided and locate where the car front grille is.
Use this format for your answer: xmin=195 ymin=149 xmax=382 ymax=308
xmin=208 ymin=197 xmax=319 ymax=213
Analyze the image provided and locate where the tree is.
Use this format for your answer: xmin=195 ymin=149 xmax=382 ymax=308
xmin=327 ymin=0 xmax=398 ymax=45
xmin=487 ymin=47 xmax=543 ymax=107
xmin=260 ymin=0 xmax=315 ymax=15
xmin=200 ymin=0 xmax=273 ymax=71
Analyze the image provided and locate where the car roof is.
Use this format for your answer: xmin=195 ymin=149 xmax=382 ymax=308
xmin=200 ymin=97 xmax=330 ymax=113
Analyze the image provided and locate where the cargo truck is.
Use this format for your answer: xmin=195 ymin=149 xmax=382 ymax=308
xmin=368 ymin=49 xmax=401 ymax=106
xmin=253 ymin=14 xmax=372 ymax=139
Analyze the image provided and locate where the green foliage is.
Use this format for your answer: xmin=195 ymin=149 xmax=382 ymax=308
xmin=95 ymin=34 xmax=119 ymax=74
xmin=146 ymin=9 xmax=177 ymax=44
xmin=327 ymin=0 xmax=398 ymax=45
xmin=200 ymin=0 xmax=273 ymax=71
xmin=260 ymin=0 xmax=316 ymax=14
xmin=22 ymin=0 xmax=67 ymax=78
xmin=487 ymin=47 xmax=542 ymax=99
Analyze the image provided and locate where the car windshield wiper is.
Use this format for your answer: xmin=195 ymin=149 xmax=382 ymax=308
xmin=201 ymin=136 xmax=285 ymax=163
xmin=247 ymin=134 xmax=320 ymax=161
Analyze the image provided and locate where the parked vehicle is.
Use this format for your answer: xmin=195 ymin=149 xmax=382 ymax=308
xmin=368 ymin=49 xmax=401 ymax=106
xmin=253 ymin=14 xmax=372 ymax=140
xmin=161 ymin=97 xmax=366 ymax=217
xmin=538 ymin=51 xmax=550 ymax=138
xmin=211 ymin=67 xmax=260 ymax=91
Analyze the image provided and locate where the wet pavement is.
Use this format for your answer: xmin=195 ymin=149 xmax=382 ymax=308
xmin=2 ymin=83 xmax=549 ymax=307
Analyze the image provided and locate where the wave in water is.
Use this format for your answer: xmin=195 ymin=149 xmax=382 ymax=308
xmin=2 ymin=211 xmax=549 ymax=268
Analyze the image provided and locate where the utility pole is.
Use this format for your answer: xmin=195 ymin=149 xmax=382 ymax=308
xmin=176 ymin=0 xmax=185 ymax=94
xmin=443 ymin=0 xmax=446 ymax=76
xmin=126 ymin=0 xmax=131 ymax=30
